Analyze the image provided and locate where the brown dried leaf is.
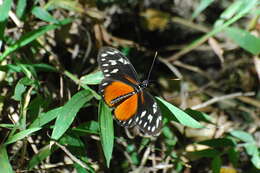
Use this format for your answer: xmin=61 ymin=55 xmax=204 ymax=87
xmin=140 ymin=9 xmax=170 ymax=31
xmin=208 ymin=37 xmax=224 ymax=63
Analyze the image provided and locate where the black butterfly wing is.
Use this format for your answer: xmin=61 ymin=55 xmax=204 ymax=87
xmin=135 ymin=91 xmax=162 ymax=135
xmin=97 ymin=47 xmax=139 ymax=82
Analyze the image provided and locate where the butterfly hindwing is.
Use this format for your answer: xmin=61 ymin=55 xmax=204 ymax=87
xmin=135 ymin=91 xmax=162 ymax=135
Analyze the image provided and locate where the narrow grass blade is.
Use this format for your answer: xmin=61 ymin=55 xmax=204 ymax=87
xmin=28 ymin=145 xmax=54 ymax=170
xmin=192 ymin=0 xmax=214 ymax=19
xmin=156 ymin=97 xmax=203 ymax=128
xmin=80 ymin=71 xmax=104 ymax=85
xmin=29 ymin=107 xmax=63 ymax=128
xmin=0 ymin=0 xmax=12 ymax=39
xmin=0 ymin=146 xmax=13 ymax=173
xmin=225 ymin=27 xmax=260 ymax=55
xmin=230 ymin=130 xmax=254 ymax=143
xmin=0 ymin=18 xmax=72 ymax=62
xmin=211 ymin=156 xmax=221 ymax=173
xmin=98 ymin=100 xmax=114 ymax=168
xmin=51 ymin=90 xmax=93 ymax=140
xmin=4 ymin=127 xmax=41 ymax=145
xmin=32 ymin=6 xmax=59 ymax=23
xmin=16 ymin=0 xmax=27 ymax=18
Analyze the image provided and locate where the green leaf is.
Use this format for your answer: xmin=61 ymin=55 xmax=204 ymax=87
xmin=227 ymin=148 xmax=239 ymax=167
xmin=59 ymin=134 xmax=86 ymax=159
xmin=211 ymin=156 xmax=222 ymax=173
xmin=80 ymin=71 xmax=104 ymax=85
xmin=214 ymin=0 xmax=258 ymax=27
xmin=16 ymin=0 xmax=27 ymax=18
xmin=28 ymin=145 xmax=55 ymax=170
xmin=0 ymin=18 xmax=72 ymax=62
xmin=244 ymin=143 xmax=258 ymax=156
xmin=72 ymin=121 xmax=100 ymax=135
xmin=98 ymin=100 xmax=114 ymax=168
xmin=59 ymin=134 xmax=95 ymax=172
xmin=32 ymin=7 xmax=59 ymax=23
xmin=12 ymin=77 xmax=35 ymax=101
xmin=244 ymin=143 xmax=260 ymax=169
xmin=156 ymin=97 xmax=203 ymax=128
xmin=238 ymin=0 xmax=258 ymax=16
xmin=216 ymin=0 xmax=243 ymax=22
xmin=192 ymin=0 xmax=214 ymax=19
xmin=0 ymin=0 xmax=12 ymax=39
xmin=29 ymin=107 xmax=63 ymax=128
xmin=225 ymin=27 xmax=260 ymax=55
xmin=5 ymin=127 xmax=41 ymax=145
xmin=51 ymin=90 xmax=93 ymax=140
xmin=185 ymin=109 xmax=213 ymax=123
xmin=188 ymin=149 xmax=219 ymax=158
xmin=0 ymin=124 xmax=15 ymax=129
xmin=230 ymin=130 xmax=254 ymax=143
xmin=199 ymin=138 xmax=236 ymax=148
xmin=31 ymin=63 xmax=57 ymax=72
xmin=251 ymin=152 xmax=260 ymax=169
xmin=74 ymin=163 xmax=90 ymax=173
xmin=0 ymin=0 xmax=12 ymax=21
xmin=12 ymin=78 xmax=27 ymax=101
xmin=0 ymin=146 xmax=13 ymax=173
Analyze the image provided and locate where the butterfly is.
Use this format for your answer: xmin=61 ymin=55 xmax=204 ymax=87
xmin=98 ymin=47 xmax=162 ymax=135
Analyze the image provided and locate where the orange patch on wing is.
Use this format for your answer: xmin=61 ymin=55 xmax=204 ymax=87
xmin=124 ymin=75 xmax=138 ymax=85
xmin=140 ymin=92 xmax=145 ymax=104
xmin=114 ymin=94 xmax=138 ymax=121
xmin=104 ymin=81 xmax=134 ymax=107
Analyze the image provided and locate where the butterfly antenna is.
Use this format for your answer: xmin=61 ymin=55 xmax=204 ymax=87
xmin=146 ymin=51 xmax=158 ymax=82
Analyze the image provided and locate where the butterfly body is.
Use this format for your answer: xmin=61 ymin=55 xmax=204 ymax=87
xmin=98 ymin=47 xmax=162 ymax=135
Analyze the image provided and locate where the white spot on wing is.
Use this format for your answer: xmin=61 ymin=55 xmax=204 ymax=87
xmin=156 ymin=116 xmax=161 ymax=127
xmin=139 ymin=120 xmax=142 ymax=125
xmin=118 ymin=57 xmax=129 ymax=64
xmin=128 ymin=119 xmax=132 ymax=124
xmin=153 ymin=102 xmax=157 ymax=114
xmin=101 ymin=58 xmax=106 ymax=61
xmin=148 ymin=114 xmax=153 ymax=123
xmin=104 ymin=69 xmax=109 ymax=72
xmin=143 ymin=122 xmax=147 ymax=128
xmin=152 ymin=126 xmax=155 ymax=132
xmin=110 ymin=69 xmax=119 ymax=73
xmin=107 ymin=51 xmax=117 ymax=55
xmin=101 ymin=53 xmax=107 ymax=57
xmin=109 ymin=60 xmax=117 ymax=65
xmin=141 ymin=111 xmax=147 ymax=118
xmin=105 ymin=74 xmax=110 ymax=77
xmin=102 ymin=82 xmax=108 ymax=86
xmin=148 ymin=126 xmax=151 ymax=131
xmin=102 ymin=64 xmax=109 ymax=67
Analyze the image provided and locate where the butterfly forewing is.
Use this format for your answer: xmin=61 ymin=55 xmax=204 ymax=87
xmin=98 ymin=47 xmax=139 ymax=81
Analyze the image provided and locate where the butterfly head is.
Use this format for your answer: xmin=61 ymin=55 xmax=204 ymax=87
xmin=140 ymin=80 xmax=149 ymax=89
